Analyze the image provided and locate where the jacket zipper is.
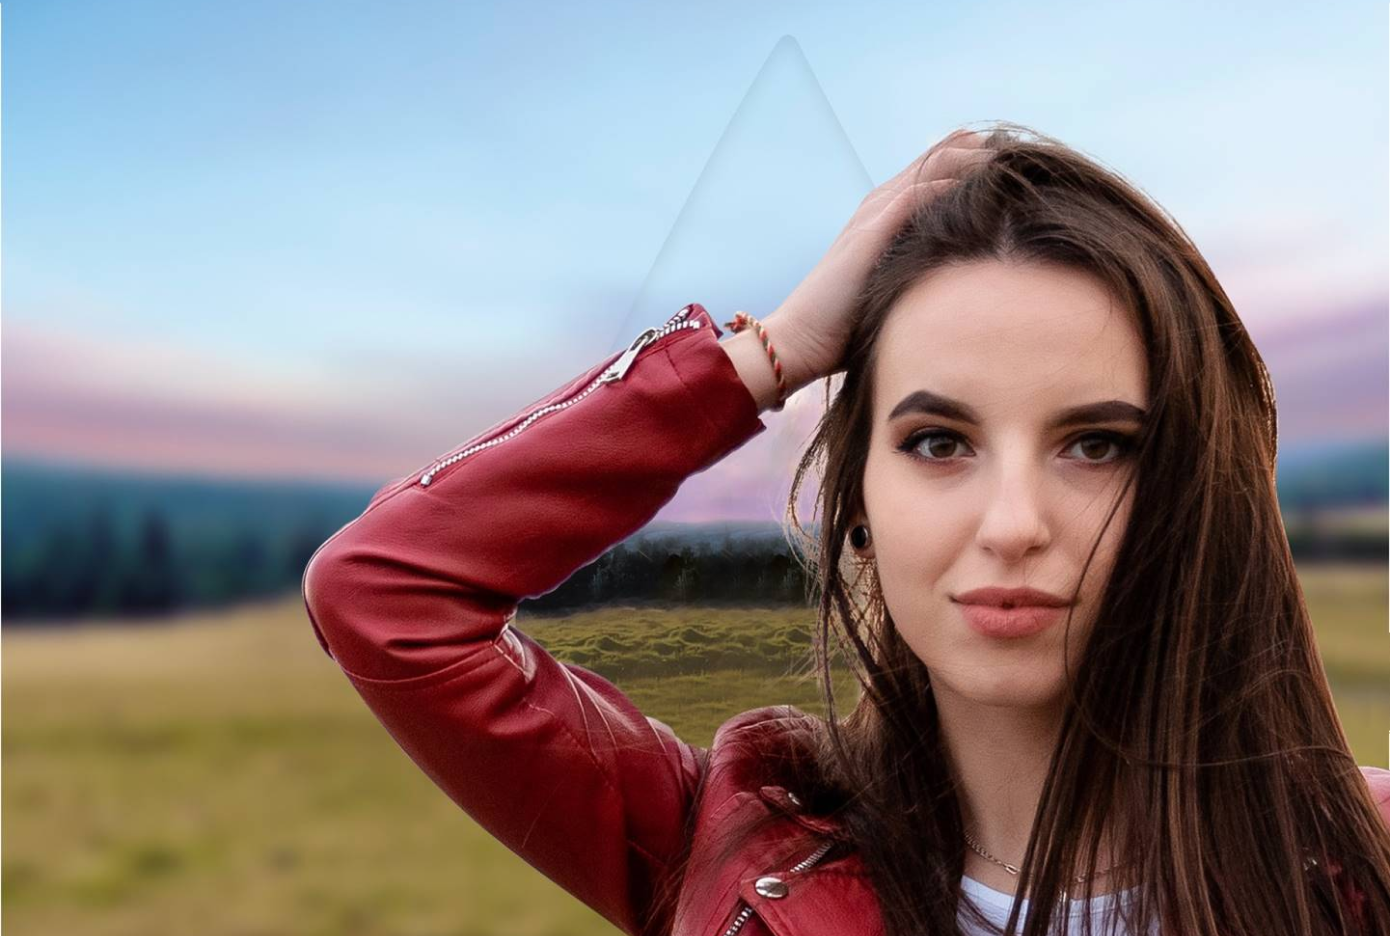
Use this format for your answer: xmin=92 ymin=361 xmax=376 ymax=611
xmin=721 ymin=838 xmax=837 ymax=936
xmin=417 ymin=305 xmax=705 ymax=487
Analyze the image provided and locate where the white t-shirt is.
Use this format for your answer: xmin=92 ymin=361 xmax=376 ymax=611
xmin=957 ymin=874 xmax=1155 ymax=935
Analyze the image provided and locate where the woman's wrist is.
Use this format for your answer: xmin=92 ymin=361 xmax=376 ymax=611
xmin=758 ymin=310 xmax=819 ymax=391
xmin=717 ymin=314 xmax=817 ymax=414
xmin=719 ymin=327 xmax=781 ymax=414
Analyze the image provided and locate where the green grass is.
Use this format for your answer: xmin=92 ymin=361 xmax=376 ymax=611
xmin=3 ymin=566 xmax=1386 ymax=935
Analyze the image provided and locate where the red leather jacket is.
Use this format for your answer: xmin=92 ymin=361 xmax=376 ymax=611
xmin=301 ymin=302 xmax=1390 ymax=936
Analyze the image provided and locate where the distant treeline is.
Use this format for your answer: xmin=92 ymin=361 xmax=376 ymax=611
xmin=1 ymin=500 xmax=1385 ymax=626
xmin=0 ymin=503 xmax=808 ymax=624
xmin=2 ymin=504 xmax=328 ymax=624
xmin=523 ymin=535 xmax=809 ymax=611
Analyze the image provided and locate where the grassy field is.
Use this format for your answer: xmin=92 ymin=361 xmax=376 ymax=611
xmin=3 ymin=566 xmax=1386 ymax=936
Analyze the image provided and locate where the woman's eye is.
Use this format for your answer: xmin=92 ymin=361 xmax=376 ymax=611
xmin=897 ymin=429 xmax=1134 ymax=466
xmin=898 ymin=429 xmax=971 ymax=461
xmin=1066 ymin=434 xmax=1129 ymax=464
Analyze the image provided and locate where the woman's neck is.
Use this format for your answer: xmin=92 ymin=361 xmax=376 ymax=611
xmin=934 ymin=687 xmax=1124 ymax=899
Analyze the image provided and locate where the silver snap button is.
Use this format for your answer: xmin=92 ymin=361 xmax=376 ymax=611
xmin=754 ymin=875 xmax=789 ymax=898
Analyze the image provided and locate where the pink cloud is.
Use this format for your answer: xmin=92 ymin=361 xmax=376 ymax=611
xmin=1248 ymin=298 xmax=1388 ymax=443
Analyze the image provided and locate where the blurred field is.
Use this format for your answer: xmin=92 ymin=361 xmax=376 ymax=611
xmin=3 ymin=565 xmax=1387 ymax=936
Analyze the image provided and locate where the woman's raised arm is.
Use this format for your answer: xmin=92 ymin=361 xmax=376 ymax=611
xmin=300 ymin=302 xmax=768 ymax=936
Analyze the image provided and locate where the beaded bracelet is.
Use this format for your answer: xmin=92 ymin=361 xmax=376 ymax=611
xmin=722 ymin=310 xmax=788 ymax=412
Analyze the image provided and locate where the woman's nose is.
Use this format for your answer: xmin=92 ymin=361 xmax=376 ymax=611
xmin=974 ymin=465 xmax=1050 ymax=560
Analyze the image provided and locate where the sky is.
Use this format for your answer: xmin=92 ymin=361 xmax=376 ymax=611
xmin=3 ymin=1 xmax=1387 ymax=524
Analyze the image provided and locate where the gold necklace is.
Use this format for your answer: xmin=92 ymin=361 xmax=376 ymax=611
xmin=962 ymin=829 xmax=1129 ymax=900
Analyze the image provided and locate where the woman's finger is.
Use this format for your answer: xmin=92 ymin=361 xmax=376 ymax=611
xmin=886 ymin=131 xmax=992 ymax=192
xmin=855 ymin=178 xmax=959 ymax=233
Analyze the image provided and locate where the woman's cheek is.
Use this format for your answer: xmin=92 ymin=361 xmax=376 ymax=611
xmin=873 ymin=504 xmax=969 ymax=645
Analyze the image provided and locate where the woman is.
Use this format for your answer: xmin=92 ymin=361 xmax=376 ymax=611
xmin=301 ymin=123 xmax=1390 ymax=936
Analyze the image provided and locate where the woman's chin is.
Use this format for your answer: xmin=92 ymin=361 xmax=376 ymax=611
xmin=933 ymin=662 xmax=1066 ymax=711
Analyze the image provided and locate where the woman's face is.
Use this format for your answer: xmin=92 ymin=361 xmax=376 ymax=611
xmin=857 ymin=259 xmax=1148 ymax=711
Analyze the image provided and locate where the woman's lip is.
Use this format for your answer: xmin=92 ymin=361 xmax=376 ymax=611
xmin=956 ymin=602 xmax=1065 ymax=639
xmin=952 ymin=586 xmax=1071 ymax=607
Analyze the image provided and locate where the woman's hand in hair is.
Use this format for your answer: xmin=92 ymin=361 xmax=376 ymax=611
xmin=764 ymin=128 xmax=995 ymax=387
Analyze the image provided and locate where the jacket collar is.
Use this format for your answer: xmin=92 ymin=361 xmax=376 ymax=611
xmin=757 ymin=784 xmax=843 ymax=834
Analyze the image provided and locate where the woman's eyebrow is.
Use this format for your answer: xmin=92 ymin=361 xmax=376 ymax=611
xmin=887 ymin=389 xmax=1147 ymax=429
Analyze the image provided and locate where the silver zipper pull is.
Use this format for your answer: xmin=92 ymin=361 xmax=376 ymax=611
xmin=599 ymin=304 xmax=704 ymax=384
xmin=720 ymin=838 xmax=836 ymax=936
xmin=600 ymin=327 xmax=659 ymax=384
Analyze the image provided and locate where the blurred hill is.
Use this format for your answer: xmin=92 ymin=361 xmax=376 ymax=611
xmin=1275 ymin=438 xmax=1389 ymax=508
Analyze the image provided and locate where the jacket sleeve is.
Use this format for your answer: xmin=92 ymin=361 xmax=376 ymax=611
xmin=299 ymin=302 xmax=767 ymax=936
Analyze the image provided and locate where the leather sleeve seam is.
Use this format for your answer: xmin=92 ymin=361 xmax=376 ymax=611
xmin=513 ymin=691 xmax=679 ymax=873
xmin=662 ymin=340 xmax=724 ymax=440
xmin=329 ymin=617 xmax=521 ymax=691
xmin=338 ymin=643 xmax=499 ymax=690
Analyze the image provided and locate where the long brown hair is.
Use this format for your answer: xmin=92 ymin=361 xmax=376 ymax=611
xmin=644 ymin=121 xmax=1390 ymax=936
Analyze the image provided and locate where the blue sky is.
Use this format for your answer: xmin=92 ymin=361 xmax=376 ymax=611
xmin=3 ymin=1 xmax=1386 ymax=519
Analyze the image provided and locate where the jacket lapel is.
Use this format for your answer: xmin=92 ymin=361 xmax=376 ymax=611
xmin=733 ymin=852 xmax=884 ymax=936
